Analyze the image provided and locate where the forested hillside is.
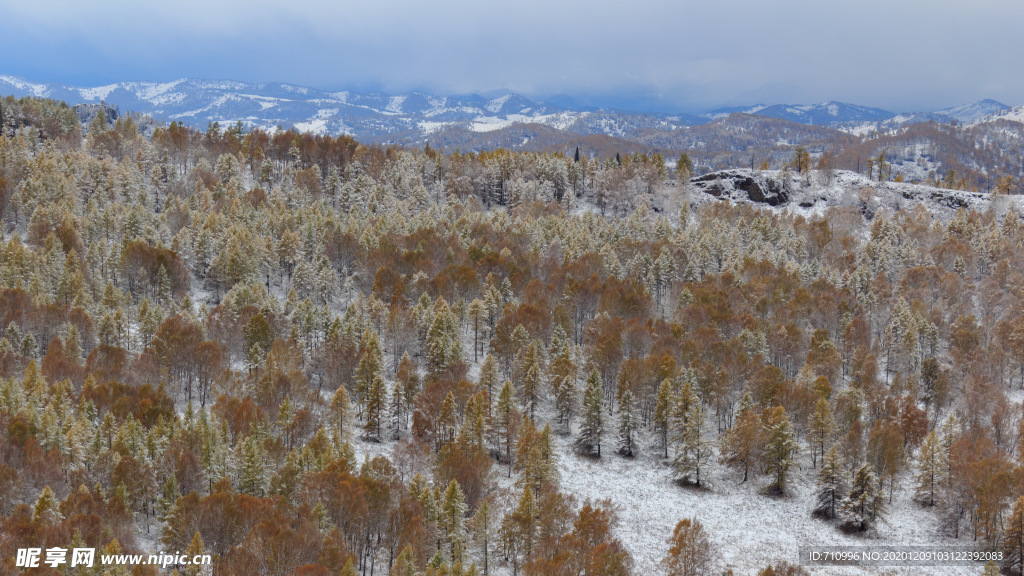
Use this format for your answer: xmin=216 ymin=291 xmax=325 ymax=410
xmin=2 ymin=96 xmax=1024 ymax=575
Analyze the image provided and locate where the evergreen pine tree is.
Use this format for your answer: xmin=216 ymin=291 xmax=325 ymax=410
xmin=675 ymin=153 xmax=694 ymax=182
xmin=721 ymin=395 xmax=761 ymax=482
xmin=33 ymin=486 xmax=62 ymax=523
xmin=396 ymin=351 xmax=420 ymax=425
xmin=672 ymin=381 xmax=710 ymax=487
xmin=468 ymin=298 xmax=485 ymax=362
xmin=500 ymin=486 xmax=536 ymax=576
xmin=427 ymin=550 xmax=449 ymax=575
xmin=616 ymin=389 xmax=637 ymax=457
xmin=509 ymin=324 xmax=530 ymax=354
xmin=550 ymin=351 xmax=577 ymax=432
xmin=391 ymin=545 xmax=417 ymax=576
xmin=469 ymin=498 xmax=495 ymax=576
xmin=814 ymin=446 xmax=846 ymax=519
xmin=238 ymin=436 xmax=266 ymax=496
xmin=494 ymin=380 xmax=521 ymax=476
xmin=355 ymin=330 xmax=383 ymax=415
xmin=1003 ymin=494 xmax=1024 ymax=573
xmin=363 ymin=374 xmax=387 ymax=442
xmin=535 ymin=423 xmax=556 ymax=489
xmin=436 ymin=391 xmax=458 ymax=450
xmin=808 ymin=397 xmax=834 ymax=468
xmin=521 ymin=354 xmax=542 ymax=421
xmin=478 ymin=355 xmax=499 ymax=402
xmin=1005 ymin=496 xmax=1024 ymax=576
xmin=516 ymin=419 xmax=557 ymax=493
xmin=550 ymin=324 xmax=570 ymax=358
xmin=183 ymin=532 xmax=208 ymax=576
xmin=577 ymin=368 xmax=605 ymax=457
xmin=441 ymin=480 xmax=468 ymax=565
xmin=914 ymin=430 xmax=945 ymax=507
xmin=654 ymin=378 xmax=673 ymax=458
xmin=100 ymin=539 xmax=130 ymax=576
xmin=390 ymin=379 xmax=407 ymax=441
xmin=330 ymin=384 xmax=352 ymax=439
xmin=87 ymin=107 xmax=108 ymax=136
xmin=460 ymin=392 xmax=487 ymax=451
xmin=156 ymin=474 xmax=180 ymax=520
xmin=841 ymin=463 xmax=885 ymax=531
xmin=426 ymin=298 xmax=462 ymax=378
xmin=762 ymin=406 xmax=798 ymax=495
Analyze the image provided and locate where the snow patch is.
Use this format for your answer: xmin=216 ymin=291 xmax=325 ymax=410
xmin=486 ymin=95 xmax=511 ymax=113
xmin=134 ymin=79 xmax=187 ymax=99
xmin=471 ymin=115 xmax=518 ymax=132
xmin=169 ymin=94 xmax=235 ymax=119
xmin=976 ymin=104 xmax=1024 ymax=126
xmin=293 ymin=109 xmax=338 ymax=134
xmin=418 ymin=121 xmax=451 ymax=134
xmin=386 ymin=95 xmax=406 ymax=113
xmin=938 ymin=99 xmax=1009 ymax=123
xmin=0 ymin=75 xmax=48 ymax=97
xmin=78 ymin=84 xmax=119 ymax=101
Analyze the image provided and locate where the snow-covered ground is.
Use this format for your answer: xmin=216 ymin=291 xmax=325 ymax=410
xmin=340 ymin=304 xmax=999 ymax=576
xmin=346 ymin=420 xmax=985 ymax=576
xmin=555 ymin=433 xmax=979 ymax=576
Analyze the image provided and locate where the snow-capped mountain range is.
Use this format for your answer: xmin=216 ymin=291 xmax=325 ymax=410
xmin=935 ymin=98 xmax=1010 ymax=123
xmin=0 ymin=75 xmax=600 ymax=139
xmin=0 ymin=75 xmax=1018 ymax=140
xmin=704 ymin=101 xmax=896 ymax=125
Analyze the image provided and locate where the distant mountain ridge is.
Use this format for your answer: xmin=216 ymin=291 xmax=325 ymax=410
xmin=0 ymin=75 xmax=601 ymax=139
xmin=970 ymin=103 xmax=1024 ymax=126
xmin=0 ymin=75 xmax=1018 ymax=145
xmin=937 ymin=99 xmax=1009 ymax=123
xmin=705 ymin=101 xmax=896 ymax=125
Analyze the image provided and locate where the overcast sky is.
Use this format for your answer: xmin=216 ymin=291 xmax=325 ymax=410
xmin=3 ymin=0 xmax=1022 ymax=113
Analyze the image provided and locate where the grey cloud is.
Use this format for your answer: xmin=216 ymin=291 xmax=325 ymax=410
xmin=2 ymin=0 xmax=1022 ymax=112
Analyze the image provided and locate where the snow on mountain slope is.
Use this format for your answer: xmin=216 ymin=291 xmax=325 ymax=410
xmin=835 ymin=99 xmax=1017 ymax=136
xmin=385 ymin=95 xmax=406 ymax=113
xmin=0 ymin=75 xmax=616 ymax=138
xmin=705 ymin=102 xmax=893 ymax=125
xmin=975 ymin=104 xmax=1024 ymax=126
xmin=0 ymin=75 xmax=893 ymax=140
xmin=485 ymin=94 xmax=511 ymax=113
xmin=752 ymin=101 xmax=895 ymax=125
xmin=0 ymin=75 xmax=48 ymax=97
xmin=704 ymin=104 xmax=768 ymax=120
xmin=936 ymin=99 xmax=1009 ymax=123
xmin=78 ymin=84 xmax=119 ymax=101
xmin=3 ymin=74 xmax=1018 ymax=153
xmin=718 ymin=99 xmax=1018 ymax=133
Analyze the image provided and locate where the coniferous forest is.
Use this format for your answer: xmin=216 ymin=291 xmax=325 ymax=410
xmin=3 ymin=96 xmax=1024 ymax=576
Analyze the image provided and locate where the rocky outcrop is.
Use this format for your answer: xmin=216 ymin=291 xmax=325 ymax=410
xmin=73 ymin=103 xmax=158 ymax=138
xmin=681 ymin=169 xmax=1020 ymax=224
xmin=73 ymin=103 xmax=119 ymax=132
xmin=690 ymin=170 xmax=789 ymax=206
